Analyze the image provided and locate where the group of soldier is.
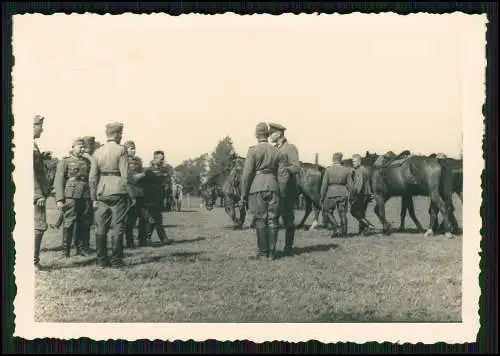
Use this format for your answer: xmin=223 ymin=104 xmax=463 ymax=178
xmin=33 ymin=114 xmax=377 ymax=268
xmin=33 ymin=115 xmax=177 ymax=270
xmin=239 ymin=122 xmax=375 ymax=261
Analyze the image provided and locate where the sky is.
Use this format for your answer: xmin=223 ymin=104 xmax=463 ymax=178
xmin=13 ymin=13 xmax=485 ymax=167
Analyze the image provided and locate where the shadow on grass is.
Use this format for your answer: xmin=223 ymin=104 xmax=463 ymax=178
xmin=171 ymin=237 xmax=206 ymax=244
xmin=222 ymin=226 xmax=252 ymax=231
xmin=169 ymin=251 xmax=211 ymax=262
xmin=177 ymin=209 xmax=199 ymax=213
xmin=162 ymin=224 xmax=179 ymax=228
xmin=274 ymin=243 xmax=339 ymax=259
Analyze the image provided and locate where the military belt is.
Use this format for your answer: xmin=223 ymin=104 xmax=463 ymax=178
xmin=329 ymin=183 xmax=347 ymax=187
xmin=255 ymin=169 xmax=274 ymax=175
xmin=101 ymin=171 xmax=121 ymax=176
xmin=67 ymin=177 xmax=89 ymax=182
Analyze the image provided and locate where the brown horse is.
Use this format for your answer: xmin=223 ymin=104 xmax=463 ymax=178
xmin=364 ymin=151 xmax=459 ymax=238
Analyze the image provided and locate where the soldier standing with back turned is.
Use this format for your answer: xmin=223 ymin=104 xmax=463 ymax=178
xmin=320 ymin=152 xmax=352 ymax=238
xmin=54 ymin=138 xmax=92 ymax=257
xmin=239 ymin=123 xmax=287 ymax=260
xmin=89 ymin=122 xmax=133 ymax=268
xmin=33 ymin=115 xmax=50 ymax=270
xmin=268 ymin=122 xmax=301 ymax=257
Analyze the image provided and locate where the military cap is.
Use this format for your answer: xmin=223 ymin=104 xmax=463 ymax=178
xmin=105 ymin=122 xmax=124 ymax=135
xmin=72 ymin=137 xmax=85 ymax=147
xmin=255 ymin=122 xmax=269 ymax=137
xmin=268 ymin=122 xmax=286 ymax=134
xmin=332 ymin=152 xmax=343 ymax=162
xmin=123 ymin=140 xmax=136 ymax=149
xmin=82 ymin=136 xmax=95 ymax=146
xmin=33 ymin=115 xmax=45 ymax=125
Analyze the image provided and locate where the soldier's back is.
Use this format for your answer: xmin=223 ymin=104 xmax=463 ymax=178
xmin=247 ymin=143 xmax=281 ymax=193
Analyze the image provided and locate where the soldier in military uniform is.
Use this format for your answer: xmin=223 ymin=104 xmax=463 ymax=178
xmin=33 ymin=115 xmax=50 ymax=270
xmin=89 ymin=122 xmax=133 ymax=267
xmin=54 ymin=138 xmax=92 ymax=257
xmin=123 ymin=140 xmax=153 ymax=248
xmin=268 ymin=122 xmax=301 ymax=257
xmin=347 ymin=154 xmax=376 ymax=236
xmin=320 ymin=152 xmax=353 ymax=238
xmin=239 ymin=123 xmax=287 ymax=260
xmin=142 ymin=150 xmax=172 ymax=246
xmin=80 ymin=136 xmax=97 ymax=253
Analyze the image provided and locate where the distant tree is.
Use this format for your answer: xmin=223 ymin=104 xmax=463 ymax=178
xmin=207 ymin=136 xmax=236 ymax=186
xmin=174 ymin=153 xmax=208 ymax=196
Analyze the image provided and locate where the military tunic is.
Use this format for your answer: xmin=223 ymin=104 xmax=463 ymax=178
xmin=54 ymin=154 xmax=91 ymax=253
xmin=33 ymin=142 xmax=50 ymax=232
xmin=240 ymin=140 xmax=287 ymax=226
xmin=320 ymin=163 xmax=352 ymax=212
xmin=89 ymin=140 xmax=132 ymax=264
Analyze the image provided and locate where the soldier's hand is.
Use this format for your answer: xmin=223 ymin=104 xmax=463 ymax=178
xmin=130 ymin=198 xmax=137 ymax=207
xmin=56 ymin=200 xmax=65 ymax=210
xmin=36 ymin=197 xmax=46 ymax=208
xmin=93 ymin=201 xmax=99 ymax=210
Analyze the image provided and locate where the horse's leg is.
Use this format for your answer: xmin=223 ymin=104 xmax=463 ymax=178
xmin=373 ymin=194 xmax=392 ymax=235
xmin=426 ymin=189 xmax=454 ymax=238
xmin=398 ymin=195 xmax=409 ymax=232
xmin=308 ymin=203 xmax=322 ymax=231
xmin=296 ymin=197 xmax=311 ymax=230
xmin=237 ymin=205 xmax=246 ymax=229
xmin=425 ymin=201 xmax=439 ymax=237
xmin=406 ymin=196 xmax=425 ymax=233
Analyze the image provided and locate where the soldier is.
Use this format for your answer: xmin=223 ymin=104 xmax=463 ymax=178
xmin=33 ymin=115 xmax=50 ymax=270
xmin=239 ymin=123 xmax=287 ymax=260
xmin=142 ymin=150 xmax=172 ymax=246
xmin=268 ymin=122 xmax=301 ymax=257
xmin=54 ymin=138 xmax=92 ymax=257
xmin=89 ymin=122 xmax=133 ymax=267
xmin=320 ymin=152 xmax=352 ymax=238
xmin=347 ymin=154 xmax=376 ymax=236
xmin=80 ymin=135 xmax=97 ymax=253
xmin=123 ymin=140 xmax=153 ymax=248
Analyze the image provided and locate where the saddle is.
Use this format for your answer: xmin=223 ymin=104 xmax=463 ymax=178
xmin=376 ymin=150 xmax=412 ymax=169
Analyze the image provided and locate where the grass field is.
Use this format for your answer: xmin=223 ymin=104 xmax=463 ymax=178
xmin=35 ymin=195 xmax=462 ymax=323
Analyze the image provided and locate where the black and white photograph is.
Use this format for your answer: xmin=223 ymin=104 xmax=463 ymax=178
xmin=12 ymin=12 xmax=485 ymax=343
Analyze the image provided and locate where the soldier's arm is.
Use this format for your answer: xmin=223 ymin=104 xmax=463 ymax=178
xmin=131 ymin=158 xmax=146 ymax=182
xmin=277 ymin=151 xmax=289 ymax=196
xmin=118 ymin=147 xmax=135 ymax=197
xmin=363 ymin=167 xmax=373 ymax=195
xmin=88 ymin=153 xmax=100 ymax=201
xmin=286 ymin=144 xmax=301 ymax=175
xmin=239 ymin=148 xmax=255 ymax=201
xmin=54 ymin=159 xmax=67 ymax=203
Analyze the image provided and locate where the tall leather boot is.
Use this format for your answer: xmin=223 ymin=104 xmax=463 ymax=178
xmin=255 ymin=227 xmax=267 ymax=259
xmin=110 ymin=232 xmax=125 ymax=267
xmin=284 ymin=226 xmax=296 ymax=257
xmin=81 ymin=226 xmax=95 ymax=253
xmin=268 ymin=226 xmax=279 ymax=261
xmin=34 ymin=231 xmax=43 ymax=269
xmin=63 ymin=227 xmax=72 ymax=258
xmin=95 ymin=234 xmax=109 ymax=267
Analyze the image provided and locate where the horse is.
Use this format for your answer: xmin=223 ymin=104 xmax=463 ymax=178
xmin=363 ymin=151 xmax=459 ymax=238
xmin=41 ymin=152 xmax=58 ymax=197
xmin=162 ymin=173 xmax=174 ymax=212
xmin=219 ymin=156 xmax=326 ymax=231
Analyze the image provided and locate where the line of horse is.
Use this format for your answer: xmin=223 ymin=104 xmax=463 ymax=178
xmin=200 ymin=150 xmax=463 ymax=238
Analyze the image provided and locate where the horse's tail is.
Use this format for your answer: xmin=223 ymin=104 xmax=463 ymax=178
xmin=436 ymin=158 xmax=454 ymax=207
